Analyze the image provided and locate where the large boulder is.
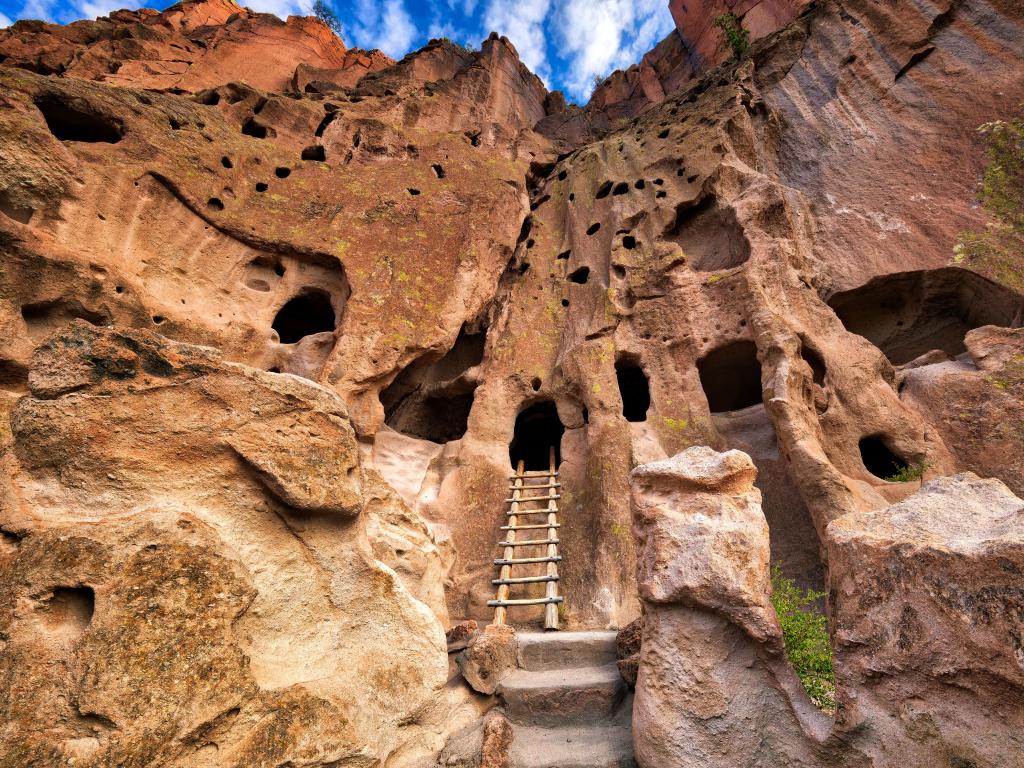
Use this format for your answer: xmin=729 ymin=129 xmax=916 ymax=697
xmin=0 ymin=323 xmax=449 ymax=766
xmin=827 ymin=472 xmax=1024 ymax=765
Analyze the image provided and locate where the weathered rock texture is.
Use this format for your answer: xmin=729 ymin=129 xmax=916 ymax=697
xmin=631 ymin=448 xmax=1024 ymax=767
xmin=0 ymin=323 xmax=452 ymax=766
xmin=0 ymin=0 xmax=1022 ymax=762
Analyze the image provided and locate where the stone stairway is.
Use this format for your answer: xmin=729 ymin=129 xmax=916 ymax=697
xmin=497 ymin=631 xmax=635 ymax=768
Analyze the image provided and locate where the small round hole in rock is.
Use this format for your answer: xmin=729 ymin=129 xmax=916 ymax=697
xmin=595 ymin=181 xmax=613 ymax=199
xmin=301 ymin=145 xmax=326 ymax=161
xmin=568 ymin=266 xmax=590 ymax=284
xmin=431 ymin=163 xmax=446 ymax=178
xmin=256 ymin=182 xmax=268 ymax=192
xmin=623 ymin=236 xmax=637 ymax=249
xmin=558 ymin=170 xmax=567 ymax=181
xmin=207 ymin=197 xmax=224 ymax=211
xmin=531 ymin=377 xmax=542 ymax=391
xmin=586 ymin=222 xmax=601 ymax=235
xmin=408 ymin=188 xmax=421 ymax=195
xmin=561 ymin=298 xmax=569 ymax=307
xmin=275 ymin=167 xmax=291 ymax=178
xmin=153 ymin=315 xmax=165 ymax=324
xmin=221 ymin=156 xmax=233 ymax=168
xmin=612 ymin=182 xmax=629 ymax=196
xmin=634 ymin=179 xmax=646 ymax=189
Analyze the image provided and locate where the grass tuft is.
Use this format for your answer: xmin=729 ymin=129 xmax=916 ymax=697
xmin=770 ymin=567 xmax=835 ymax=713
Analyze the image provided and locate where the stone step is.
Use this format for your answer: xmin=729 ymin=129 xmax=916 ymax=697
xmin=509 ymin=722 xmax=635 ymax=768
xmin=499 ymin=664 xmax=626 ymax=725
xmin=516 ymin=631 xmax=619 ymax=671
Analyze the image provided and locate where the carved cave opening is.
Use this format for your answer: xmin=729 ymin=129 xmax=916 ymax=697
xmin=827 ymin=267 xmax=1024 ymax=365
xmin=39 ymin=586 xmax=95 ymax=638
xmin=859 ymin=436 xmax=910 ymax=480
xmin=272 ymin=289 xmax=337 ymax=344
xmin=616 ymin=356 xmax=650 ymax=422
xmin=380 ymin=323 xmax=485 ymax=443
xmin=35 ymin=94 xmax=124 ymax=143
xmin=663 ymin=194 xmax=750 ymax=272
xmin=698 ymin=340 xmax=763 ymax=413
xmin=509 ymin=401 xmax=564 ymax=471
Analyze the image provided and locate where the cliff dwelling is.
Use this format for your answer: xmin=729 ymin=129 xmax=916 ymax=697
xmin=0 ymin=0 xmax=1022 ymax=766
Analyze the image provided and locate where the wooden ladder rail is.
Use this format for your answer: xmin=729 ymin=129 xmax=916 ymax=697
xmin=492 ymin=460 xmax=525 ymax=627
xmin=490 ymin=448 xmax=562 ymax=630
xmin=543 ymin=446 xmax=560 ymax=630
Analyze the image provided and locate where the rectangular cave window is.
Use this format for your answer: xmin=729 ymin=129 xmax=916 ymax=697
xmin=615 ymin=356 xmax=650 ymax=422
xmin=509 ymin=401 xmax=564 ymax=471
xmin=698 ymin=340 xmax=763 ymax=412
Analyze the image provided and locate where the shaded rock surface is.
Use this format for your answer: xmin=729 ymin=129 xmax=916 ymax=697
xmin=631 ymin=447 xmax=1024 ymax=767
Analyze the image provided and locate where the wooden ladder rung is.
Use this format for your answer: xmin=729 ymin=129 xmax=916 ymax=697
xmin=501 ymin=523 xmax=560 ymax=530
xmin=494 ymin=555 xmax=562 ymax=565
xmin=506 ymin=509 xmax=558 ymax=516
xmin=507 ymin=472 xmax=558 ymax=480
xmin=492 ymin=574 xmax=559 ymax=585
xmin=497 ymin=538 xmax=559 ymax=547
xmin=506 ymin=494 xmax=561 ymax=503
xmin=508 ymin=482 xmax=561 ymax=490
xmin=487 ymin=596 xmax=564 ymax=607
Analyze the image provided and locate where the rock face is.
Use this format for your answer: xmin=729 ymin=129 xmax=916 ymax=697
xmin=631 ymin=448 xmax=1024 ymax=767
xmin=0 ymin=0 xmax=1022 ymax=763
xmin=0 ymin=323 xmax=449 ymax=766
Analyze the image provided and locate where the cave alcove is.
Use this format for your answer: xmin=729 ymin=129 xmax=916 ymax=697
xmin=272 ymin=289 xmax=337 ymax=344
xmin=509 ymin=401 xmax=565 ymax=471
xmin=698 ymin=340 xmax=763 ymax=413
xmin=615 ymin=356 xmax=650 ymax=422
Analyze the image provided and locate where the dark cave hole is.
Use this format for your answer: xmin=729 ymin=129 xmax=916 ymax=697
xmin=169 ymin=116 xmax=182 ymax=130
xmin=207 ymin=197 xmax=224 ymax=211
xmin=255 ymin=182 xmax=268 ymax=192
xmin=859 ymin=436 xmax=909 ymax=480
xmin=41 ymin=586 xmax=94 ymax=635
xmin=221 ymin=156 xmax=233 ymax=168
xmin=569 ymin=193 xmax=575 ymax=202
xmin=634 ymin=179 xmax=646 ymax=189
xmin=658 ymin=129 xmax=670 ymax=139
xmin=556 ymin=250 xmax=571 ymax=260
xmin=509 ymin=401 xmax=564 ymax=471
xmin=558 ymin=170 xmax=567 ymax=181
xmin=275 ymin=167 xmax=291 ymax=178
xmin=568 ymin=266 xmax=590 ymax=284
xmin=431 ymin=163 xmax=446 ymax=178
xmin=582 ymin=406 xmax=589 ymax=424
xmin=241 ymin=117 xmax=268 ymax=139
xmin=612 ymin=265 xmax=626 ymax=278
xmin=561 ymin=299 xmax=569 ymax=307
xmin=595 ymin=181 xmax=613 ymax=199
xmin=800 ymin=343 xmax=827 ymax=386
xmin=301 ymin=145 xmax=326 ymax=161
xmin=663 ymin=195 xmax=750 ymax=272
xmin=272 ymin=289 xmax=336 ymax=344
xmin=616 ymin=356 xmax=650 ymax=422
xmin=653 ymin=178 xmax=664 ymax=185
xmin=408 ymin=188 xmax=421 ymax=195
xmin=826 ymin=267 xmax=1024 ymax=365
xmin=698 ymin=340 xmax=763 ymax=413
xmin=531 ymin=377 xmax=542 ymax=391
xmin=530 ymin=194 xmax=550 ymax=211
xmin=612 ymin=182 xmax=629 ymax=196
xmin=586 ymin=222 xmax=601 ymax=236
xmin=622 ymin=236 xmax=637 ymax=250
xmin=656 ymin=190 xmax=667 ymax=199
xmin=380 ymin=323 xmax=486 ymax=443
xmin=35 ymin=94 xmax=124 ymax=143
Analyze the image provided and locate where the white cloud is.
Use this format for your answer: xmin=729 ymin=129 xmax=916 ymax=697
xmin=554 ymin=0 xmax=674 ymax=101
xmin=0 ymin=12 xmax=11 ymax=26
xmin=17 ymin=0 xmax=59 ymax=22
xmin=241 ymin=0 xmax=306 ymax=17
xmin=71 ymin=0 xmax=143 ymax=20
xmin=481 ymin=0 xmax=551 ymax=81
xmin=349 ymin=0 xmax=416 ymax=58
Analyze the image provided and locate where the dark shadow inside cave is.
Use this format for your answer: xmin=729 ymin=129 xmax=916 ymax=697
xmin=827 ymin=267 xmax=1024 ymax=365
xmin=662 ymin=194 xmax=750 ymax=272
xmin=35 ymin=94 xmax=124 ymax=143
xmin=616 ymin=356 xmax=650 ymax=422
xmin=509 ymin=401 xmax=564 ymax=471
xmin=272 ymin=289 xmax=337 ymax=344
xmin=698 ymin=340 xmax=763 ymax=413
xmin=859 ymin=436 xmax=910 ymax=480
xmin=380 ymin=323 xmax=485 ymax=443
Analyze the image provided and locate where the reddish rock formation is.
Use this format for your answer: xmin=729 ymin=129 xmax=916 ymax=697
xmin=0 ymin=0 xmax=1022 ymax=763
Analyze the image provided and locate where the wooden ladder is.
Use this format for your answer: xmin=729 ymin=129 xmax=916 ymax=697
xmin=489 ymin=446 xmax=562 ymax=630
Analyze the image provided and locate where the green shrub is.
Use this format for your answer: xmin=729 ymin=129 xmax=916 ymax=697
xmin=770 ymin=567 xmax=835 ymax=713
xmin=884 ymin=463 xmax=926 ymax=483
xmin=953 ymin=110 xmax=1024 ymax=292
xmin=714 ymin=13 xmax=750 ymax=58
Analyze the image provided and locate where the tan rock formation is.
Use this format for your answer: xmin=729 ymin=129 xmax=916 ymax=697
xmin=0 ymin=323 xmax=449 ymax=766
xmin=631 ymin=448 xmax=1024 ymax=767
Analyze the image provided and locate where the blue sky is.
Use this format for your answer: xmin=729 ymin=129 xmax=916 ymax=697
xmin=0 ymin=0 xmax=677 ymax=102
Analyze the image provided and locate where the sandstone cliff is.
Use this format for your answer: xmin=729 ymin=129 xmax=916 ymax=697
xmin=0 ymin=0 xmax=1022 ymax=764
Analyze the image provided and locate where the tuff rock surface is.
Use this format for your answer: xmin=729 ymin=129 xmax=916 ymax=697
xmin=631 ymin=449 xmax=1024 ymax=767
xmin=0 ymin=0 xmax=1022 ymax=763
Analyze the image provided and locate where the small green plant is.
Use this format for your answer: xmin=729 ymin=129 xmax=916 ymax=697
xmin=311 ymin=0 xmax=344 ymax=40
xmin=714 ymin=13 xmax=750 ymax=58
xmin=770 ymin=567 xmax=835 ymax=713
xmin=884 ymin=462 xmax=927 ymax=483
xmin=953 ymin=109 xmax=1024 ymax=292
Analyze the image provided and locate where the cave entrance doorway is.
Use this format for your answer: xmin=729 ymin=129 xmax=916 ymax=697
xmin=616 ymin=356 xmax=650 ymax=422
xmin=272 ymin=289 xmax=337 ymax=343
xmin=859 ymin=436 xmax=910 ymax=480
xmin=509 ymin=401 xmax=564 ymax=471
xmin=697 ymin=340 xmax=763 ymax=413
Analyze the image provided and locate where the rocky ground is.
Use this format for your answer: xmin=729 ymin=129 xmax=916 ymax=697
xmin=0 ymin=0 xmax=1022 ymax=765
